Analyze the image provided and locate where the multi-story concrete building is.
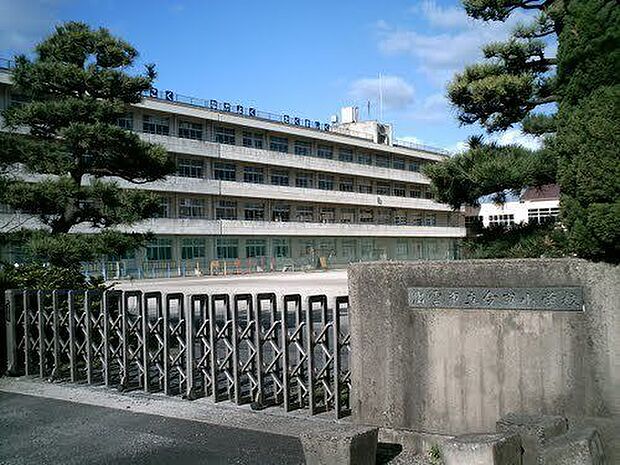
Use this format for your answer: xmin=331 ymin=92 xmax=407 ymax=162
xmin=0 ymin=58 xmax=465 ymax=278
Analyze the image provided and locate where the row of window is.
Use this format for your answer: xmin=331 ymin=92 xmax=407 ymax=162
xmin=133 ymin=113 xmax=428 ymax=172
xmin=158 ymin=197 xmax=441 ymax=226
xmin=177 ymin=159 xmax=433 ymax=198
xmin=145 ymin=237 xmax=450 ymax=261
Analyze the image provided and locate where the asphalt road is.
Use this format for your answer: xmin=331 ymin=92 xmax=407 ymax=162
xmin=0 ymin=392 xmax=306 ymax=465
xmin=113 ymin=269 xmax=348 ymax=299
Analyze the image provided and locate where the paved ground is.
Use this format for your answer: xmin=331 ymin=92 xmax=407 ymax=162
xmin=0 ymin=391 xmax=306 ymax=465
xmin=113 ymin=269 xmax=348 ymax=298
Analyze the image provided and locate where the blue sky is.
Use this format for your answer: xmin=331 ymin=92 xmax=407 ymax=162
xmin=0 ymin=0 xmax=546 ymax=151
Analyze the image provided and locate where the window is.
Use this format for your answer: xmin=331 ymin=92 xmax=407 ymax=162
xmin=357 ymin=153 xmax=372 ymax=166
xmin=244 ymin=202 xmax=265 ymax=221
xmin=317 ymin=145 xmax=333 ymax=159
xmin=273 ymin=238 xmax=290 ymax=258
xmin=214 ymin=126 xmax=236 ymax=145
xmin=376 ymin=155 xmax=390 ymax=168
xmin=360 ymin=239 xmax=374 ymax=258
xmin=394 ymin=212 xmax=408 ymax=225
xmin=339 ymin=177 xmax=354 ymax=192
xmin=424 ymin=190 xmax=434 ymax=199
xmin=377 ymin=183 xmax=391 ymax=196
xmin=117 ymin=113 xmax=133 ymax=130
xmin=393 ymin=185 xmax=406 ymax=197
xmin=146 ymin=238 xmax=172 ymax=261
xmin=408 ymin=160 xmax=421 ymax=172
xmin=377 ymin=210 xmax=391 ymax=224
xmin=296 ymin=205 xmax=314 ymax=222
xmin=294 ymin=140 xmax=311 ymax=156
xmin=154 ymin=197 xmax=170 ymax=218
xmin=177 ymin=157 xmax=203 ymax=178
xmin=465 ymin=216 xmax=483 ymax=227
xmin=179 ymin=198 xmax=205 ymax=218
xmin=181 ymin=238 xmax=206 ymax=259
xmin=271 ymin=170 xmax=289 ymax=186
xmin=528 ymin=207 xmax=559 ymax=224
xmin=339 ymin=148 xmax=353 ymax=163
xmin=270 ymin=136 xmax=289 ymax=153
xmin=318 ymin=174 xmax=334 ymax=191
xmin=340 ymin=208 xmax=355 ymax=223
xmin=242 ymin=131 xmax=263 ymax=149
xmin=411 ymin=212 xmax=423 ymax=226
xmin=319 ymin=207 xmax=336 ymax=223
xmin=216 ymin=238 xmax=238 ymax=259
xmin=359 ymin=209 xmax=374 ymax=223
xmin=296 ymin=172 xmax=314 ymax=188
xmin=425 ymin=214 xmax=437 ymax=226
xmin=300 ymin=239 xmax=318 ymax=257
xmin=143 ymin=114 xmax=169 ymax=135
xmin=342 ymin=239 xmax=357 ymax=259
xmin=393 ymin=158 xmax=406 ymax=170
xmin=215 ymin=200 xmax=237 ymax=220
xmin=245 ymin=239 xmax=267 ymax=258
xmin=213 ymin=162 xmax=236 ymax=181
xmin=243 ymin=166 xmax=264 ymax=184
xmin=358 ymin=183 xmax=373 ymax=194
xmin=178 ymin=120 xmax=203 ymax=140
xmin=489 ymin=214 xmax=515 ymax=226
xmin=272 ymin=204 xmax=290 ymax=222
xmin=396 ymin=240 xmax=408 ymax=257
xmin=317 ymin=238 xmax=336 ymax=257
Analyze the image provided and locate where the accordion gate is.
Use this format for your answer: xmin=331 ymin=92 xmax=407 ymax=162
xmin=4 ymin=290 xmax=351 ymax=418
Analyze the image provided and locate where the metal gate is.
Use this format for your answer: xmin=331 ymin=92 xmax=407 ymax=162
xmin=4 ymin=290 xmax=351 ymax=418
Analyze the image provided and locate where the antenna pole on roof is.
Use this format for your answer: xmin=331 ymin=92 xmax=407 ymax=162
xmin=378 ymin=73 xmax=383 ymax=121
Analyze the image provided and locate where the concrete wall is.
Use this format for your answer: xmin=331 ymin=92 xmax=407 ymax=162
xmin=348 ymin=259 xmax=619 ymax=435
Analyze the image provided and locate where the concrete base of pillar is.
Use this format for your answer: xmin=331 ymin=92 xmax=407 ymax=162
xmin=442 ymin=432 xmax=522 ymax=465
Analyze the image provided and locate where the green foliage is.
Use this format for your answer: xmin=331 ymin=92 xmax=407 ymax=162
xmin=1 ymin=230 xmax=152 ymax=268
xmin=462 ymin=221 xmax=568 ymax=259
xmin=0 ymin=262 xmax=104 ymax=291
xmin=433 ymin=0 xmax=619 ymax=262
xmin=447 ymin=34 xmax=556 ymax=132
xmin=554 ymin=0 xmax=620 ymax=262
xmin=424 ymin=137 xmax=556 ymax=209
xmin=0 ymin=22 xmax=174 ymax=275
xmin=428 ymin=444 xmax=443 ymax=465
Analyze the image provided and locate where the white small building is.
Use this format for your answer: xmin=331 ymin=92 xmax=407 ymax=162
xmin=466 ymin=184 xmax=560 ymax=229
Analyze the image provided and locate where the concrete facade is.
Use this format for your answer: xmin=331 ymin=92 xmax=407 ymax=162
xmin=348 ymin=259 xmax=619 ymax=437
xmin=0 ymin=62 xmax=465 ymax=277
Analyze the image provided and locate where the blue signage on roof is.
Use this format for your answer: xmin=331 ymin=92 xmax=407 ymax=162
xmin=147 ymin=87 xmax=331 ymax=132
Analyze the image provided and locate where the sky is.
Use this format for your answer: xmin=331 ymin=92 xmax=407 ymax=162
xmin=0 ymin=0 xmax=548 ymax=152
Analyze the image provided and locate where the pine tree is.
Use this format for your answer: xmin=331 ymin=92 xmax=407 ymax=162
xmin=426 ymin=0 xmax=619 ymax=262
xmin=0 ymin=22 xmax=174 ymax=271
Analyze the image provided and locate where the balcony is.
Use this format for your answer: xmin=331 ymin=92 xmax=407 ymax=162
xmin=117 ymin=176 xmax=453 ymax=212
xmin=0 ymin=214 xmax=465 ymax=238
xmin=124 ymin=218 xmax=467 ymax=238
xmin=138 ymin=132 xmax=431 ymax=185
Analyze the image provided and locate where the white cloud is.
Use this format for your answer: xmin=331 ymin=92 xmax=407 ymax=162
xmin=447 ymin=140 xmax=469 ymax=154
xmin=348 ymin=75 xmax=414 ymax=111
xmin=377 ymin=5 xmax=536 ymax=84
xmin=414 ymin=0 xmax=473 ymax=29
xmin=407 ymin=92 xmax=452 ymax=122
xmin=0 ymin=0 xmax=61 ymax=54
xmin=492 ymin=128 xmax=543 ymax=150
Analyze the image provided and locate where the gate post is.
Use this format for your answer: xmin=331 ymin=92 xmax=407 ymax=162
xmin=5 ymin=290 xmax=19 ymax=376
